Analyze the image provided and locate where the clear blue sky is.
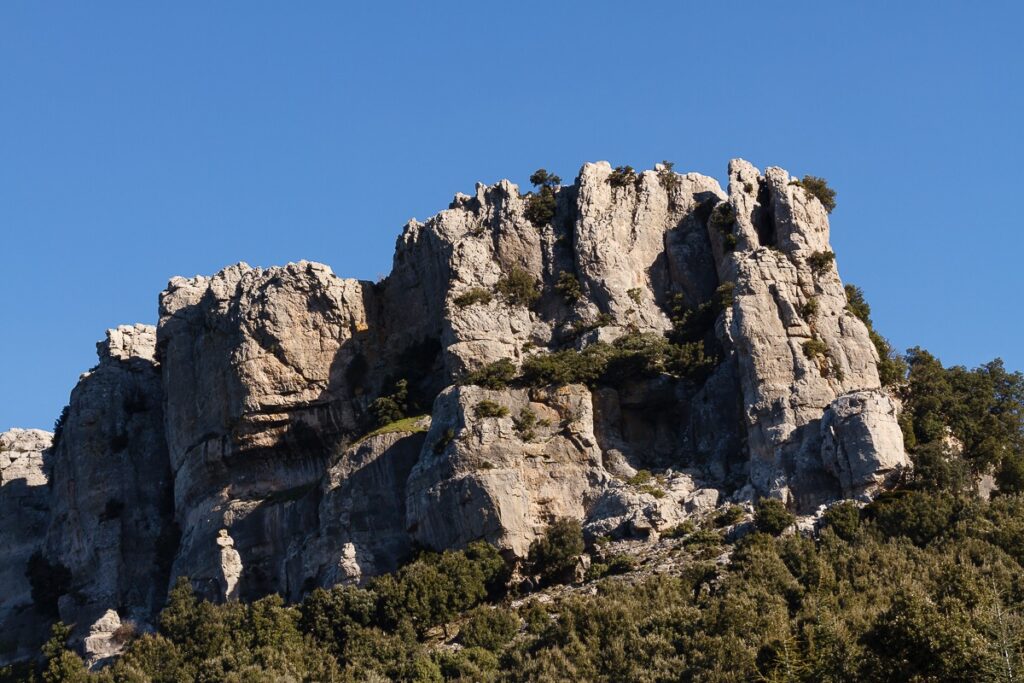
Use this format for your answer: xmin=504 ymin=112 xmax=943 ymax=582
xmin=2 ymin=2 xmax=1022 ymax=430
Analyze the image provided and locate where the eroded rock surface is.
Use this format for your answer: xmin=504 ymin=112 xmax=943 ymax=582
xmin=42 ymin=324 xmax=172 ymax=662
xmin=1 ymin=159 xmax=908 ymax=665
xmin=0 ymin=429 xmax=51 ymax=663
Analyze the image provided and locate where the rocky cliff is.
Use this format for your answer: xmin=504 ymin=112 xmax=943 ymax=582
xmin=0 ymin=159 xmax=908 ymax=664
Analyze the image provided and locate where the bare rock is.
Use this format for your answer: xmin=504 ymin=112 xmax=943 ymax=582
xmin=0 ymin=428 xmax=52 ymax=663
xmin=43 ymin=324 xmax=173 ymax=651
xmin=821 ymin=390 xmax=908 ymax=498
xmin=406 ymin=384 xmax=606 ymax=556
xmin=717 ymin=160 xmax=908 ymax=509
xmin=158 ymin=261 xmax=370 ymax=600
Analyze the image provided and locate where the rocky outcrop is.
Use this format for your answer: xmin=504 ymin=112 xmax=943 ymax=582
xmin=299 ymin=425 xmax=428 ymax=593
xmin=0 ymin=429 xmax=51 ymax=663
xmin=407 ymin=384 xmax=606 ymax=556
xmin=42 ymin=324 xmax=172 ymax=663
xmin=157 ymin=261 xmax=370 ymax=600
xmin=715 ymin=161 xmax=905 ymax=509
xmin=1 ymin=159 xmax=909 ymax=665
xmin=821 ymin=390 xmax=907 ymax=498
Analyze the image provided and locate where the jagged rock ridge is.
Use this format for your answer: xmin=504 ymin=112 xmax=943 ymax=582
xmin=0 ymin=159 xmax=907 ymax=664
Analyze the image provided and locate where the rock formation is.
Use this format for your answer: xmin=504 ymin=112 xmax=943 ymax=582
xmin=0 ymin=429 xmax=51 ymax=663
xmin=0 ymin=159 xmax=908 ymax=663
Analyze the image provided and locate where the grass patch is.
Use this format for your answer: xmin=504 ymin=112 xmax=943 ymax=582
xmin=357 ymin=415 xmax=429 ymax=444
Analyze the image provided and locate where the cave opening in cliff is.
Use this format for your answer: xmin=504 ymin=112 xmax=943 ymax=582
xmin=753 ymin=180 xmax=777 ymax=247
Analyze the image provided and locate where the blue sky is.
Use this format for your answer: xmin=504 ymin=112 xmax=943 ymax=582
xmin=2 ymin=2 xmax=1022 ymax=430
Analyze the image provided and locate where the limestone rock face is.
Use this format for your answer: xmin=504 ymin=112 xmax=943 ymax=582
xmin=1 ymin=159 xmax=910 ymax=665
xmin=300 ymin=426 xmax=427 ymax=593
xmin=821 ymin=390 xmax=907 ymax=498
xmin=407 ymin=385 xmax=606 ymax=557
xmin=716 ymin=161 xmax=906 ymax=509
xmin=0 ymin=428 xmax=51 ymax=663
xmin=157 ymin=261 xmax=371 ymax=600
xmin=42 ymin=324 xmax=172 ymax=657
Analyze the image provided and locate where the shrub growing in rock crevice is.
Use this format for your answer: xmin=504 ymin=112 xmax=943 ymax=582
xmin=453 ymin=288 xmax=492 ymax=308
xmin=464 ymin=359 xmax=517 ymax=390
xmin=657 ymin=160 xmax=680 ymax=193
xmin=607 ymin=165 xmax=637 ymax=189
xmin=370 ymin=379 xmax=409 ymax=427
xmin=527 ymin=518 xmax=585 ymax=585
xmin=807 ymin=250 xmax=835 ymax=275
xmin=474 ymin=400 xmax=509 ymax=419
xmin=495 ymin=267 xmax=540 ymax=308
xmin=844 ymin=283 xmax=907 ymax=386
xmin=554 ymin=271 xmax=582 ymax=303
xmin=791 ymin=175 xmax=837 ymax=213
xmin=524 ymin=169 xmax=560 ymax=227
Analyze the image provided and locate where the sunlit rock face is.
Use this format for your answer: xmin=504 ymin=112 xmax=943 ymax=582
xmin=1 ymin=159 xmax=907 ymax=664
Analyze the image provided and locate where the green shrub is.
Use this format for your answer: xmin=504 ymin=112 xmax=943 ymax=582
xmin=627 ymin=287 xmax=642 ymax=304
xmin=555 ymin=271 xmax=583 ymax=302
xmin=524 ymin=169 xmax=561 ymax=227
xmin=525 ymin=187 xmax=557 ymax=227
xmin=792 ymin=175 xmax=837 ymax=213
xmin=657 ymin=161 xmax=680 ymax=192
xmin=714 ymin=505 xmax=746 ymax=528
xmin=845 ymin=283 xmax=906 ymax=386
xmin=374 ymin=543 xmax=506 ymax=637
xmin=51 ymin=405 xmax=70 ymax=450
xmin=369 ymin=379 xmax=409 ymax=427
xmin=607 ymin=165 xmax=637 ymax=188
xmin=453 ymin=287 xmax=493 ymax=308
xmin=820 ymin=501 xmax=861 ymax=541
xmin=459 ymin=607 xmax=519 ymax=650
xmin=663 ymin=520 xmax=696 ymax=538
xmin=798 ymin=296 xmax=819 ymax=319
xmin=637 ymin=484 xmax=666 ymax=499
xmin=870 ymin=329 xmax=907 ymax=386
xmin=997 ymin=454 xmax=1024 ymax=494
xmin=802 ymin=338 xmax=829 ymax=360
xmin=627 ymin=469 xmax=653 ymax=486
xmin=496 ymin=267 xmax=540 ymax=307
xmin=513 ymin=407 xmax=547 ymax=442
xmin=910 ymin=441 xmax=972 ymax=493
xmin=569 ymin=312 xmax=614 ymax=336
xmin=521 ymin=344 xmax=615 ymax=387
xmin=474 ymin=400 xmax=509 ymax=419
xmin=432 ymin=427 xmax=455 ymax=454
xmin=527 ymin=518 xmax=585 ymax=585
xmin=529 ymin=169 xmax=561 ymax=188
xmin=754 ymin=498 xmax=795 ymax=536
xmin=865 ymin=490 xmax=959 ymax=546
xmin=807 ymin=250 xmax=835 ymax=275
xmin=844 ymin=284 xmax=871 ymax=323
xmin=463 ymin=358 xmax=517 ymax=389
xmin=683 ymin=528 xmax=723 ymax=548
xmin=709 ymin=202 xmax=736 ymax=231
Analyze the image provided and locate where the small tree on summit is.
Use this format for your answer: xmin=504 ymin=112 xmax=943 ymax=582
xmin=525 ymin=168 xmax=560 ymax=226
xmin=529 ymin=169 xmax=561 ymax=188
xmin=793 ymin=175 xmax=837 ymax=213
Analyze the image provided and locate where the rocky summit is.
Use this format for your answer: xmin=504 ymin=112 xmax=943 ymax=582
xmin=0 ymin=159 xmax=908 ymax=665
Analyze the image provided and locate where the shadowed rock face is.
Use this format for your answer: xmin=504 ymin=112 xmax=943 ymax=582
xmin=1 ymin=159 xmax=908 ymax=663
xmin=0 ymin=429 xmax=51 ymax=664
